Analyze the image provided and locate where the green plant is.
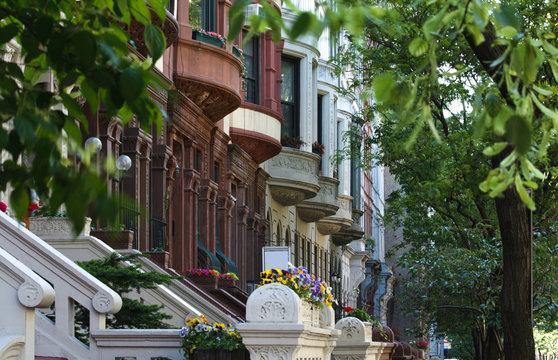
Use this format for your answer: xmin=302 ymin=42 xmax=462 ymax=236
xmin=76 ymin=253 xmax=179 ymax=342
xmin=179 ymin=315 xmax=244 ymax=354
xmin=344 ymin=307 xmax=373 ymax=322
xmin=259 ymin=266 xmax=335 ymax=308
xmin=281 ymin=134 xmax=305 ymax=149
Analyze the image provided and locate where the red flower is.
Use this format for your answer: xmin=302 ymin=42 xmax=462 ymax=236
xmin=0 ymin=201 xmax=7 ymax=213
xmin=344 ymin=306 xmax=354 ymax=313
xmin=29 ymin=203 xmax=39 ymax=212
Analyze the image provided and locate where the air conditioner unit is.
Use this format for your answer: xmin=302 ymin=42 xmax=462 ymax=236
xmin=244 ymin=3 xmax=262 ymax=26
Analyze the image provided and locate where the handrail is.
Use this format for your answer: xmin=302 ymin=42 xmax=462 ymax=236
xmin=0 ymin=213 xmax=122 ymax=342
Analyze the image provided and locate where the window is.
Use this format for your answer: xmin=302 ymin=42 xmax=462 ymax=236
xmin=243 ymin=30 xmax=260 ymax=104
xmin=189 ymin=0 xmax=215 ymax=31
xmin=281 ymin=57 xmax=299 ymax=138
xmin=317 ymin=95 xmax=323 ymax=145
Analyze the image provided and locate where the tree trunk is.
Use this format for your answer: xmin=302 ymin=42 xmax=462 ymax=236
xmin=493 ymin=186 xmax=534 ymax=360
xmin=483 ymin=326 xmax=503 ymax=360
xmin=463 ymin=21 xmax=536 ymax=360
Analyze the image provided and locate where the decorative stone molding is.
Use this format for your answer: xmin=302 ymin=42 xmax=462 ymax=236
xmin=247 ymin=346 xmax=294 ymax=360
xmin=317 ymin=194 xmax=353 ymax=235
xmin=0 ymin=336 xmax=25 ymax=360
xmin=334 ymin=316 xmax=396 ymax=360
xmin=28 ymin=216 xmax=91 ymax=239
xmin=332 ymin=209 xmax=364 ymax=246
xmin=296 ymin=176 xmax=339 ymax=223
xmin=265 ymin=147 xmax=321 ymax=206
xmin=239 ymin=283 xmax=341 ymax=360
xmin=380 ymin=274 xmax=397 ymax=326
xmin=93 ymin=290 xmax=120 ymax=314
xmin=18 ymin=281 xmax=45 ymax=308
xmin=246 ymin=283 xmax=300 ymax=323
xmin=336 ymin=317 xmax=368 ymax=342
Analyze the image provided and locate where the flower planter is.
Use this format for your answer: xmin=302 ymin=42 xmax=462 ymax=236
xmin=185 ymin=274 xmax=218 ymax=290
xmin=91 ymin=229 xmax=133 ymax=249
xmin=300 ymin=301 xmax=320 ymax=328
xmin=144 ymin=250 xmax=169 ymax=268
xmin=232 ymin=46 xmax=243 ymax=59
xmin=192 ymin=30 xmax=225 ymax=48
xmin=190 ymin=349 xmax=249 ymax=360
xmin=28 ymin=216 xmax=91 ymax=239
xmin=218 ymin=277 xmax=237 ymax=289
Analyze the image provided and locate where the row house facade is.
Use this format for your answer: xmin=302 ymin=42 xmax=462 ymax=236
xmin=0 ymin=0 xmax=387 ymax=322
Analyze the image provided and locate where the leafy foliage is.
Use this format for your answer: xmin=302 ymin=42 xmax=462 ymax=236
xmin=179 ymin=315 xmax=244 ymax=354
xmin=0 ymin=0 xmax=168 ymax=231
xmin=77 ymin=253 xmax=176 ymax=330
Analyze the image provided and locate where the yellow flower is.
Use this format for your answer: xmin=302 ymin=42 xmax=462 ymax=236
xmin=275 ymin=268 xmax=283 ymax=276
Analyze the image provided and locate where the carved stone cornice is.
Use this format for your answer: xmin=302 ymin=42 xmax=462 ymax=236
xmin=183 ymin=169 xmax=200 ymax=193
xmin=296 ymin=176 xmax=339 ymax=223
xmin=264 ymin=148 xmax=321 ymax=207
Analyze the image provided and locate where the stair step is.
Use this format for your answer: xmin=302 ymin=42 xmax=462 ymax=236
xmin=35 ymin=357 xmax=68 ymax=360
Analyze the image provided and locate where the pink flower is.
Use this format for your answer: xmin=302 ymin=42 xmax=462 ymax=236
xmin=0 ymin=202 xmax=7 ymax=213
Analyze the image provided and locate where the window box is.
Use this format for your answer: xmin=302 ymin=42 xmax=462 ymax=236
xmin=192 ymin=29 xmax=225 ymax=48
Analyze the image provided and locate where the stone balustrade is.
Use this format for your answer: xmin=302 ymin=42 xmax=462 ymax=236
xmin=236 ymin=283 xmax=340 ymax=360
xmin=333 ymin=317 xmax=396 ymax=360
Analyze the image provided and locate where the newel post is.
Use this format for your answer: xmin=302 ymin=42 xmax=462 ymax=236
xmin=333 ymin=317 xmax=396 ymax=360
xmin=236 ymin=283 xmax=340 ymax=360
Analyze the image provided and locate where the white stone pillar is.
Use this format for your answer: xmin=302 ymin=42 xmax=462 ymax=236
xmin=237 ymin=283 xmax=340 ymax=360
xmin=333 ymin=317 xmax=396 ymax=360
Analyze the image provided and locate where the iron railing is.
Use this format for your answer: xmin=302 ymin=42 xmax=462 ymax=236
xmin=150 ymin=217 xmax=167 ymax=250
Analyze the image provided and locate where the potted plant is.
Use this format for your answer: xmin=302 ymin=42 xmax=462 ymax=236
xmin=218 ymin=272 xmax=239 ymax=288
xmin=343 ymin=306 xmax=391 ymax=342
xmin=179 ymin=315 xmax=246 ymax=359
xmin=232 ymin=44 xmax=243 ymax=59
xmin=144 ymin=247 xmax=170 ymax=268
xmin=184 ymin=268 xmax=220 ymax=290
xmin=416 ymin=338 xmax=429 ymax=350
xmin=259 ymin=266 xmax=335 ymax=308
xmin=192 ymin=26 xmax=226 ymax=48
xmin=90 ymin=224 xmax=134 ymax=249
xmin=312 ymin=141 xmax=325 ymax=156
xmin=281 ymin=134 xmax=305 ymax=149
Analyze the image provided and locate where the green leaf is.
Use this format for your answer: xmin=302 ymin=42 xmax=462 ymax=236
xmin=114 ymin=0 xmax=131 ymax=25
xmin=525 ymin=158 xmax=546 ymax=180
xmin=408 ymin=38 xmax=428 ymax=57
xmin=64 ymin=118 xmax=83 ymax=144
xmin=14 ymin=116 xmax=35 ymax=143
xmin=532 ymin=84 xmax=553 ymax=97
xmin=10 ymin=185 xmax=29 ymax=220
xmin=492 ymin=105 xmax=513 ymax=136
xmin=531 ymin=92 xmax=558 ymax=131
xmin=485 ymin=93 xmax=502 ymax=117
xmin=73 ymin=31 xmax=97 ymax=70
xmin=373 ymin=73 xmax=396 ymax=104
xmin=289 ymin=12 xmax=313 ymax=40
xmin=505 ymin=115 xmax=531 ymax=155
xmin=144 ymin=24 xmax=165 ymax=61
xmin=466 ymin=24 xmax=485 ymax=45
xmin=119 ymin=68 xmax=144 ymax=103
xmin=0 ymin=23 xmax=19 ymax=44
xmin=60 ymin=92 xmax=87 ymax=124
xmin=483 ymin=142 xmax=507 ymax=157
xmin=498 ymin=26 xmax=518 ymax=38
xmin=129 ymin=0 xmax=151 ymax=24
xmin=146 ymin=0 xmax=166 ymax=22
xmin=515 ymin=174 xmax=535 ymax=210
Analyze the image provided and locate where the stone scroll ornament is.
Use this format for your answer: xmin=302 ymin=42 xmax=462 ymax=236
xmin=335 ymin=316 xmax=366 ymax=341
xmin=246 ymin=283 xmax=300 ymax=323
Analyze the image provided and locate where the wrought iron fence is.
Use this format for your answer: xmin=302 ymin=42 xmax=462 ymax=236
xmin=120 ymin=204 xmax=139 ymax=248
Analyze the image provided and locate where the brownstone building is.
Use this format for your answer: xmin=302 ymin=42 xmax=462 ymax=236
xmin=85 ymin=0 xmax=283 ymax=291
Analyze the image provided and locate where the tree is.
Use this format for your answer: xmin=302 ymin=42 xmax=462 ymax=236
xmin=230 ymin=0 xmax=558 ymax=358
xmin=0 ymin=0 xmax=169 ymax=231
xmin=76 ymin=252 xmax=176 ymax=341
